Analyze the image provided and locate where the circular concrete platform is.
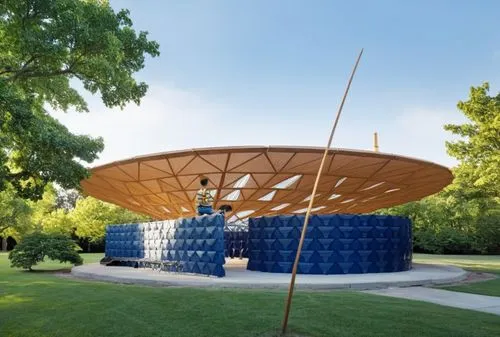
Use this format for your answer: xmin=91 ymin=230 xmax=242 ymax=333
xmin=71 ymin=259 xmax=467 ymax=290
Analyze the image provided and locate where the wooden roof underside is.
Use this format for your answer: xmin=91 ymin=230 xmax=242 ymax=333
xmin=81 ymin=146 xmax=453 ymax=221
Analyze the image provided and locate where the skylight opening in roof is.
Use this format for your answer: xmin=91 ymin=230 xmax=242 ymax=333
xmin=361 ymin=182 xmax=385 ymax=191
xmin=340 ymin=198 xmax=355 ymax=204
xmin=258 ymin=190 xmax=276 ymax=201
xmin=302 ymin=193 xmax=321 ymax=203
xmin=271 ymin=203 xmax=290 ymax=211
xmin=222 ymin=190 xmax=240 ymax=201
xmin=335 ymin=177 xmax=347 ymax=188
xmin=385 ymin=188 xmax=401 ymax=193
xmin=233 ymin=174 xmax=250 ymax=188
xmin=329 ymin=193 xmax=341 ymax=200
xmin=273 ymin=175 xmax=302 ymax=189
xmin=181 ymin=207 xmax=189 ymax=213
xmin=161 ymin=206 xmax=171 ymax=213
xmin=293 ymin=206 xmax=325 ymax=213
xmin=236 ymin=210 xmax=255 ymax=218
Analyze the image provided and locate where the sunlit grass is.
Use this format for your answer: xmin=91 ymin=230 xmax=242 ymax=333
xmin=414 ymin=253 xmax=500 ymax=296
xmin=0 ymin=252 xmax=499 ymax=336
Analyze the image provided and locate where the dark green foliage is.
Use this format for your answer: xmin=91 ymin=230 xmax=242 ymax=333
xmin=381 ymin=194 xmax=499 ymax=254
xmin=0 ymin=186 xmax=32 ymax=237
xmin=0 ymin=0 xmax=159 ymax=199
xmin=8 ymin=232 xmax=82 ymax=270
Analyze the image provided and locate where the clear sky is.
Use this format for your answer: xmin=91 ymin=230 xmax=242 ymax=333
xmin=51 ymin=0 xmax=500 ymax=167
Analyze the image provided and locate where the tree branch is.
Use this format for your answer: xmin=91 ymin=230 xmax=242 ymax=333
xmin=8 ymin=68 xmax=75 ymax=81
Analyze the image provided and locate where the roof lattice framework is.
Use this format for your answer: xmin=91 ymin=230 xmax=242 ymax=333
xmin=81 ymin=146 xmax=453 ymax=221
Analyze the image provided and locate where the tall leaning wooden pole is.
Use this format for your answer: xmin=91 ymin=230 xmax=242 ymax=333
xmin=281 ymin=49 xmax=364 ymax=335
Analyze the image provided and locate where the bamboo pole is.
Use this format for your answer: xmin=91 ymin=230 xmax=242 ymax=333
xmin=281 ymin=49 xmax=364 ymax=335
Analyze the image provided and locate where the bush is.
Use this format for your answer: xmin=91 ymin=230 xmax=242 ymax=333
xmin=379 ymin=194 xmax=500 ymax=255
xmin=9 ymin=232 xmax=83 ymax=270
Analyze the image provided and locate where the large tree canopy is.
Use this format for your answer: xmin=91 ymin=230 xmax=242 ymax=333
xmin=381 ymin=83 xmax=500 ymax=254
xmin=444 ymin=83 xmax=500 ymax=197
xmin=0 ymin=0 xmax=159 ymax=199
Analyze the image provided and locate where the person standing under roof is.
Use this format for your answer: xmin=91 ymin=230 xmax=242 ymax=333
xmin=195 ymin=177 xmax=214 ymax=215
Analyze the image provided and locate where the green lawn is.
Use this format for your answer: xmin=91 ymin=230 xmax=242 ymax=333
xmin=1 ymin=253 xmax=499 ymax=337
xmin=414 ymin=254 xmax=500 ymax=296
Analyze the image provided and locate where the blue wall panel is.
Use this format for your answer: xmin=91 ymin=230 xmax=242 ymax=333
xmin=247 ymin=214 xmax=412 ymax=274
xmin=105 ymin=214 xmax=225 ymax=277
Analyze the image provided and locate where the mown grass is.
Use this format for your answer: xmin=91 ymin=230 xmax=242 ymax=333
xmin=0 ymin=253 xmax=499 ymax=337
xmin=414 ymin=253 xmax=500 ymax=296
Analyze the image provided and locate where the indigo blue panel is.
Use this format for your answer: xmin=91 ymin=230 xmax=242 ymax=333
xmin=105 ymin=223 xmax=145 ymax=259
xmin=104 ymin=214 xmax=225 ymax=277
xmin=247 ymin=214 xmax=412 ymax=275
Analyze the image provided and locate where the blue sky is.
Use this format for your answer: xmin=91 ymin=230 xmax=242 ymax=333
xmin=52 ymin=0 xmax=500 ymax=167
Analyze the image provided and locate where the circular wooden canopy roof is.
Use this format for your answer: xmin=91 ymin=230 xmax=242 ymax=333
xmin=81 ymin=146 xmax=453 ymax=221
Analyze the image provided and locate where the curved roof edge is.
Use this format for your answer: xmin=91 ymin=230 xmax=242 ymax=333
xmin=90 ymin=145 xmax=453 ymax=174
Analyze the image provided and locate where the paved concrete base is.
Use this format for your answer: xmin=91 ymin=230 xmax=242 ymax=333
xmin=71 ymin=259 xmax=466 ymax=290
xmin=365 ymin=287 xmax=500 ymax=316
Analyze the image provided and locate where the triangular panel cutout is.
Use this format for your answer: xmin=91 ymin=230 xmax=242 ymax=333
xmin=223 ymin=173 xmax=247 ymax=187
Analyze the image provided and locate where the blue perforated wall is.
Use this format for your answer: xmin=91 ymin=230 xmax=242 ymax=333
xmin=105 ymin=214 xmax=225 ymax=277
xmin=246 ymin=214 xmax=412 ymax=274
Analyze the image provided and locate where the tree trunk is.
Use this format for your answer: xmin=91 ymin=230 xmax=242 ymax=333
xmin=87 ymin=241 xmax=91 ymax=253
xmin=1 ymin=237 xmax=7 ymax=251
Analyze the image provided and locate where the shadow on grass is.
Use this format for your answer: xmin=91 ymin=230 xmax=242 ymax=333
xmin=27 ymin=268 xmax=72 ymax=274
xmin=256 ymin=330 xmax=309 ymax=337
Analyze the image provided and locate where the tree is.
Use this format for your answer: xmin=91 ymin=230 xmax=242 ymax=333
xmin=28 ymin=184 xmax=76 ymax=235
xmin=0 ymin=187 xmax=33 ymax=249
xmin=9 ymin=232 xmax=82 ymax=270
xmin=380 ymin=83 xmax=500 ymax=254
xmin=381 ymin=193 xmax=499 ymax=254
xmin=70 ymin=196 xmax=149 ymax=245
xmin=444 ymin=83 xmax=500 ymax=197
xmin=0 ymin=0 xmax=160 ymax=199
xmin=55 ymin=187 xmax=82 ymax=211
